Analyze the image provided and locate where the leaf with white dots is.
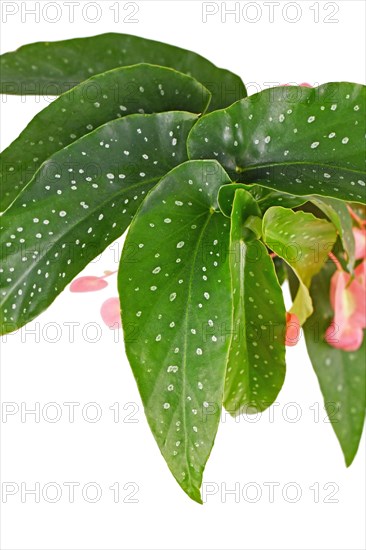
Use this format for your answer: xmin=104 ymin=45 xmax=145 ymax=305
xmin=188 ymin=82 xmax=366 ymax=203
xmin=0 ymin=111 xmax=197 ymax=334
xmin=0 ymin=64 xmax=211 ymax=211
xmin=118 ymin=160 xmax=232 ymax=503
xmin=290 ymin=263 xmax=366 ymax=466
xmin=224 ymin=189 xmax=286 ymax=415
xmin=0 ymin=33 xmax=246 ymax=111
xmin=262 ymin=207 xmax=337 ymax=325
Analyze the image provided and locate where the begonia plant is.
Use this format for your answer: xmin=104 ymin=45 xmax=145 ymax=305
xmin=0 ymin=33 xmax=365 ymax=503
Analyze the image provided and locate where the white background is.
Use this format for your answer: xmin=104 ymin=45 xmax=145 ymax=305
xmin=0 ymin=1 xmax=365 ymax=549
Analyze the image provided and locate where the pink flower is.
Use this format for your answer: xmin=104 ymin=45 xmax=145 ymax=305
xmin=100 ymin=297 xmax=121 ymax=329
xmin=325 ymin=260 xmax=366 ymax=351
xmin=70 ymin=270 xmax=117 ymax=292
xmin=285 ymin=312 xmax=301 ymax=346
xmin=353 ymin=227 xmax=366 ymax=260
xmin=281 ymin=82 xmax=312 ymax=87
xmin=70 ymin=276 xmax=108 ymax=293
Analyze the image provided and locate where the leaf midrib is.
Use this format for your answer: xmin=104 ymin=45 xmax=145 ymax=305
xmin=236 ymin=160 xmax=365 ymax=175
xmin=179 ymin=208 xmax=215 ymax=489
xmin=225 ymin=239 xmax=252 ymax=406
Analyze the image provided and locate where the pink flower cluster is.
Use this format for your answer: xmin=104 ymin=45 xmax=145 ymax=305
xmin=325 ymin=226 xmax=366 ymax=351
xmin=69 ymin=272 xmax=121 ymax=330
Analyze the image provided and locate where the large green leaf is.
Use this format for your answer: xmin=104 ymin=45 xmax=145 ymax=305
xmin=0 ymin=64 xmax=211 ymax=212
xmin=188 ymin=82 xmax=366 ymax=203
xmin=310 ymin=196 xmax=355 ymax=272
xmin=292 ymin=263 xmax=366 ymax=466
xmin=118 ymin=160 xmax=232 ymax=503
xmin=224 ymin=190 xmax=286 ymax=414
xmin=262 ymin=207 xmax=337 ymax=324
xmin=0 ymin=112 xmax=197 ymax=335
xmin=0 ymin=33 xmax=246 ymax=111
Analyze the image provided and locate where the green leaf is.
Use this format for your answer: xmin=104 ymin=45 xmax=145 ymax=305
xmin=0 ymin=33 xmax=246 ymax=111
xmin=118 ymin=160 xmax=232 ymax=503
xmin=0 ymin=111 xmax=197 ymax=335
xmin=218 ymin=183 xmax=261 ymax=218
xmin=262 ymin=206 xmax=337 ymax=324
xmin=188 ymin=82 xmax=366 ymax=203
xmin=224 ymin=190 xmax=286 ymax=414
xmin=300 ymin=263 xmax=365 ymax=466
xmin=237 ymin=184 xmax=307 ymax=213
xmin=310 ymin=197 xmax=355 ymax=272
xmin=0 ymin=64 xmax=211 ymax=212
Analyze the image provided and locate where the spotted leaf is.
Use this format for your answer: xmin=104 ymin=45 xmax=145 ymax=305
xmin=289 ymin=263 xmax=366 ymax=466
xmin=118 ymin=160 xmax=232 ymax=503
xmin=262 ymin=207 xmax=337 ymax=324
xmin=0 ymin=33 xmax=246 ymax=111
xmin=188 ymin=82 xmax=366 ymax=203
xmin=224 ymin=189 xmax=286 ymax=415
xmin=0 ymin=111 xmax=197 ymax=334
xmin=0 ymin=64 xmax=211 ymax=211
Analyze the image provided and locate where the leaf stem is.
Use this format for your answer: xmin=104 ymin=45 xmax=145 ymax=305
xmin=347 ymin=205 xmax=366 ymax=228
xmin=328 ymin=252 xmax=343 ymax=271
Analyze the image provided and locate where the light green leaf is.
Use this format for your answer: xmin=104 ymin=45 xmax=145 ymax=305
xmin=224 ymin=190 xmax=286 ymax=414
xmin=310 ymin=197 xmax=355 ymax=272
xmin=291 ymin=263 xmax=366 ymax=466
xmin=0 ymin=112 xmax=197 ymax=335
xmin=188 ymin=82 xmax=366 ymax=203
xmin=118 ymin=160 xmax=232 ymax=503
xmin=262 ymin=206 xmax=337 ymax=324
xmin=0 ymin=64 xmax=211 ymax=211
xmin=0 ymin=33 xmax=246 ymax=111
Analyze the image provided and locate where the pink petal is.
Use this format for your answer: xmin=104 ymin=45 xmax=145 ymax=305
xmin=329 ymin=270 xmax=344 ymax=310
xmin=285 ymin=312 xmax=301 ymax=346
xmin=325 ymin=322 xmax=363 ymax=351
xmin=348 ymin=262 xmax=366 ymax=329
xmin=281 ymin=82 xmax=312 ymax=87
xmin=355 ymin=258 xmax=366 ymax=283
xmin=100 ymin=297 xmax=121 ymax=329
xmin=353 ymin=228 xmax=366 ymax=260
xmin=70 ymin=276 xmax=108 ymax=293
xmin=326 ymin=261 xmax=366 ymax=350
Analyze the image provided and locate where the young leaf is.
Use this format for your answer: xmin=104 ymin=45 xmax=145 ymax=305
xmin=0 ymin=33 xmax=246 ymax=111
xmin=262 ymin=206 xmax=337 ymax=324
xmin=188 ymin=82 xmax=366 ymax=203
xmin=0 ymin=111 xmax=197 ymax=335
xmin=217 ymin=183 xmax=261 ymax=218
xmin=236 ymin=184 xmax=307 ymax=212
xmin=0 ymin=64 xmax=211 ymax=211
xmin=118 ymin=160 xmax=232 ymax=503
xmin=296 ymin=263 xmax=365 ymax=466
xmin=224 ymin=190 xmax=286 ymax=415
xmin=310 ymin=197 xmax=355 ymax=272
